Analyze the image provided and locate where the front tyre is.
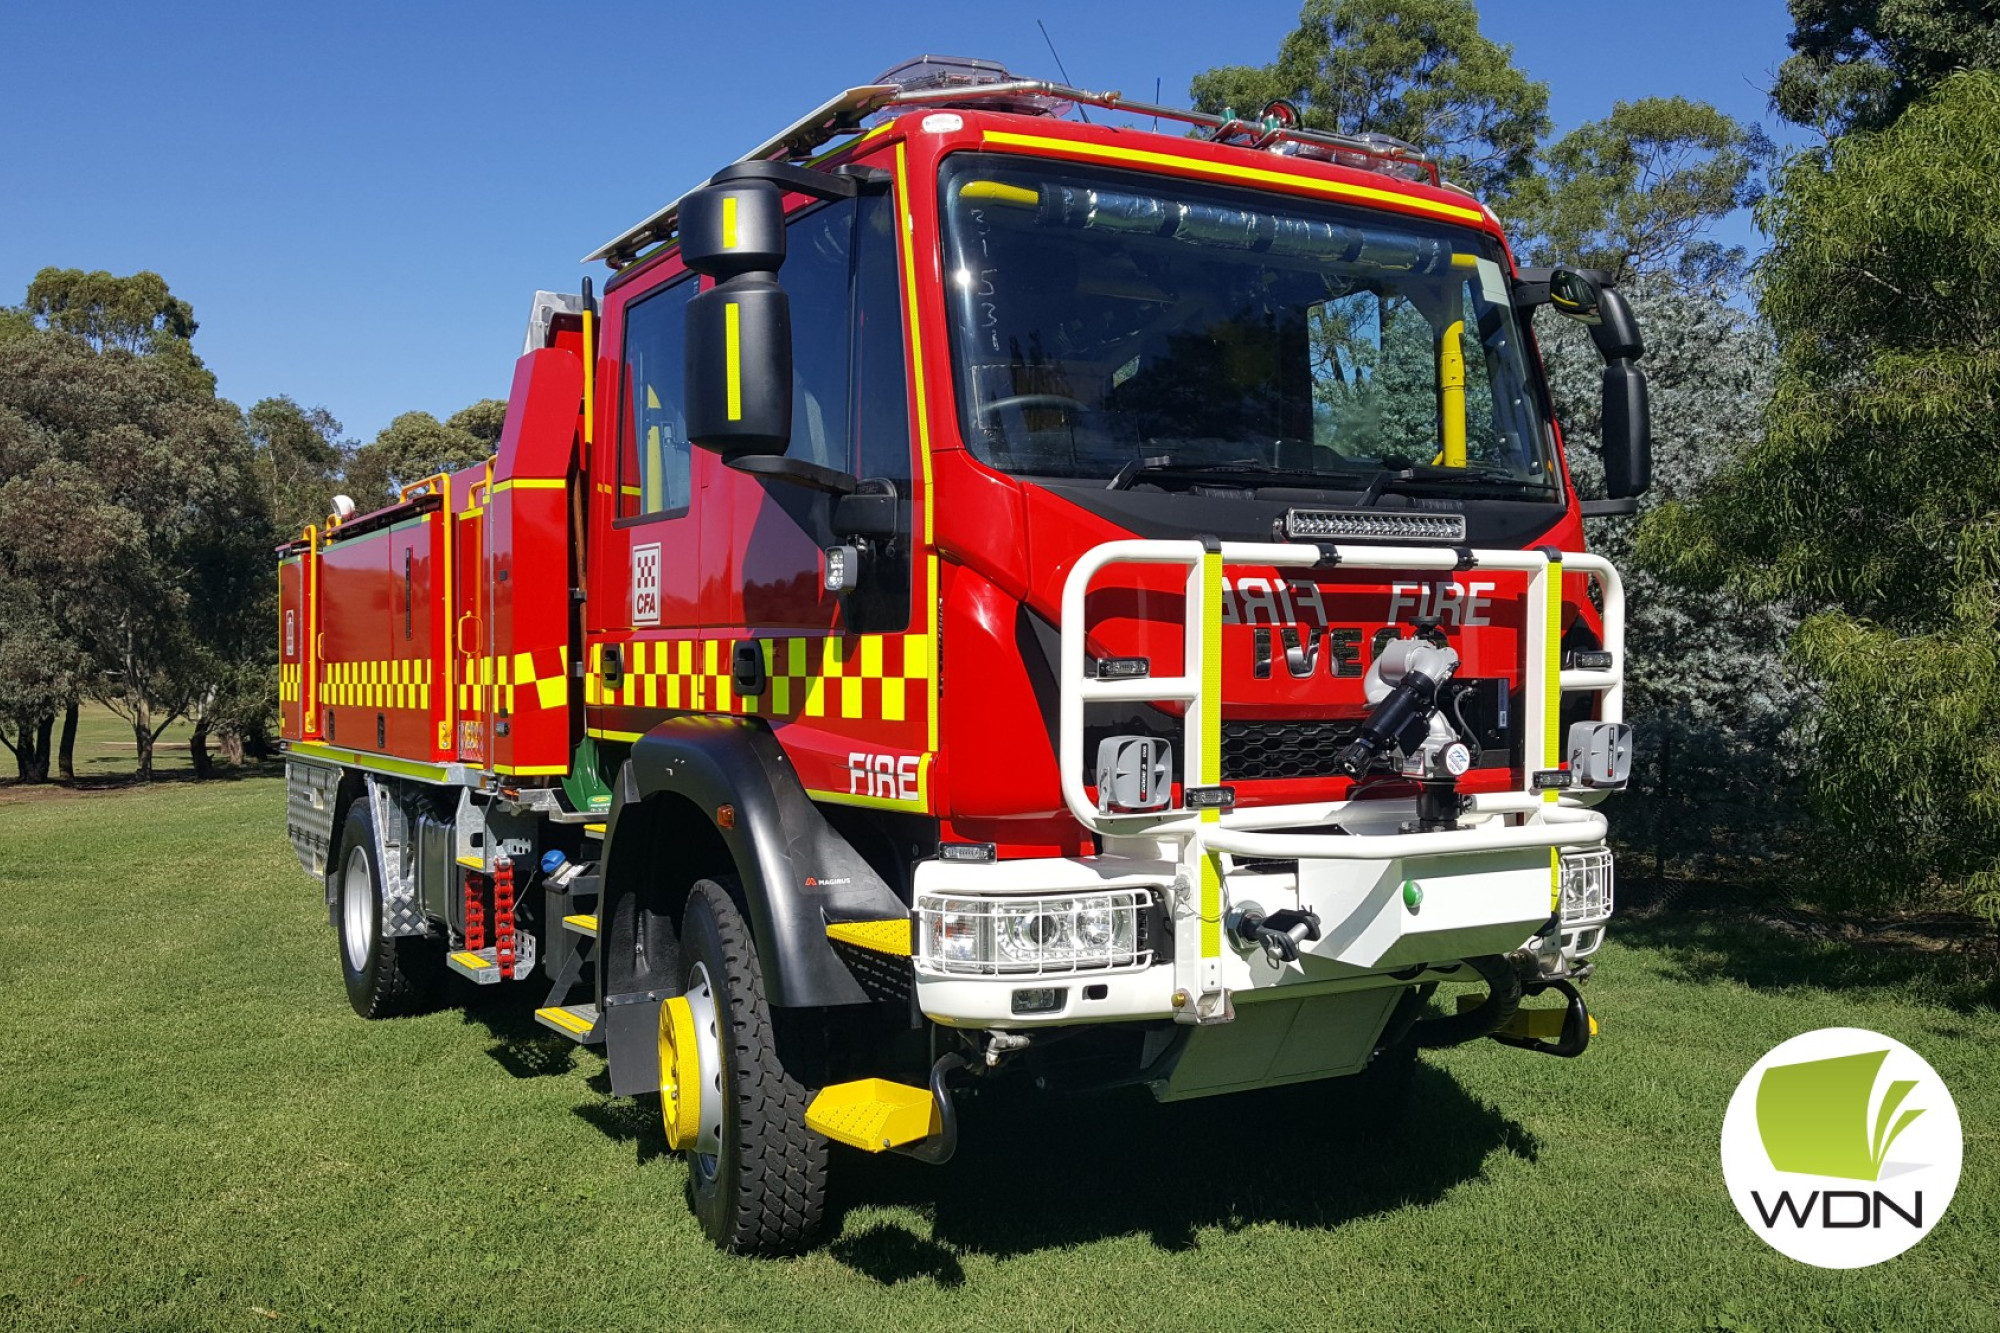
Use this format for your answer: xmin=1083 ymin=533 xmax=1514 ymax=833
xmin=335 ymin=799 xmax=438 ymax=1019
xmin=676 ymin=878 xmax=829 ymax=1255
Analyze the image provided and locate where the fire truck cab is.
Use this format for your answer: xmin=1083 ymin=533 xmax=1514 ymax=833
xmin=280 ymin=57 xmax=1647 ymax=1255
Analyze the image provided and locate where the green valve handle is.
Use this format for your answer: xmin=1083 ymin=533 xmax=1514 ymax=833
xmin=1403 ymin=879 xmax=1424 ymax=912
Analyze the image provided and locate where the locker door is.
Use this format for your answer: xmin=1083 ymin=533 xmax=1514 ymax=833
xmin=454 ymin=470 xmax=493 ymax=766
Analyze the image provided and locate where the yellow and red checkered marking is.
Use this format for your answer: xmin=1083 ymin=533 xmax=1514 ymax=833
xmin=457 ymin=646 xmax=571 ymax=715
xmin=320 ymin=659 xmax=432 ymax=710
xmin=585 ymin=635 xmax=930 ymax=722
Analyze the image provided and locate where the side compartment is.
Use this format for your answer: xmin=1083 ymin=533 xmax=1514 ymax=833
xmin=286 ymin=757 xmax=340 ymax=878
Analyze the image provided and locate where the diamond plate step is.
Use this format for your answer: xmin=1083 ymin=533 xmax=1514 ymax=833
xmin=447 ymin=948 xmax=505 ymax=984
xmin=534 ymin=1003 xmax=602 ymax=1043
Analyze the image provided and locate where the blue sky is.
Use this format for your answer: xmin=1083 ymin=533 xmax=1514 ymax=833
xmin=1 ymin=1 xmax=1799 ymax=443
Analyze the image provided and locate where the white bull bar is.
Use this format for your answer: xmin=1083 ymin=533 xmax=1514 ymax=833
xmin=1057 ymin=539 xmax=1624 ymax=1022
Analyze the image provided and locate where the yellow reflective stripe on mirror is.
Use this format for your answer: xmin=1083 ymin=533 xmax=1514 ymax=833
xmin=725 ymin=302 xmax=742 ymax=421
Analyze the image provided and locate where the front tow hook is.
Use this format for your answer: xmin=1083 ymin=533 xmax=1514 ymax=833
xmin=1490 ymin=977 xmax=1595 ymax=1058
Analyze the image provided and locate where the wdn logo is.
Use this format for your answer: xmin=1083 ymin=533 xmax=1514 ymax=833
xmin=1721 ymin=1029 xmax=1961 ymax=1268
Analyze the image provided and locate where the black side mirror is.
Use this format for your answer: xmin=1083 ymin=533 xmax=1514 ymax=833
xmin=1593 ymin=288 xmax=1650 ymax=502
xmin=679 ymin=160 xmax=880 ymax=490
xmin=682 ymin=181 xmax=792 ymax=460
xmin=1548 ymin=266 xmax=1603 ymax=321
xmin=1518 ymin=266 xmax=1652 ymax=513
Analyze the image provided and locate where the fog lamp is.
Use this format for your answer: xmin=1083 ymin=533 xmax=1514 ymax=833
xmin=1011 ymin=987 xmax=1067 ymax=1015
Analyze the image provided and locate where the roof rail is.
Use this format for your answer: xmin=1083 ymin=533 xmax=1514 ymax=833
xmin=583 ymin=79 xmax=1441 ymax=270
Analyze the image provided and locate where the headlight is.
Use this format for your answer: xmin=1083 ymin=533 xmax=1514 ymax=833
xmin=916 ymin=890 xmax=1150 ymax=976
xmin=1558 ymin=848 xmax=1614 ymax=926
xmin=1557 ymin=848 xmax=1614 ymax=961
xmin=936 ymin=901 xmax=985 ymax=963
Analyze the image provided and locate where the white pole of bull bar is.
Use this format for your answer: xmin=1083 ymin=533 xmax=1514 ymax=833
xmin=1557 ymin=552 xmax=1624 ymax=725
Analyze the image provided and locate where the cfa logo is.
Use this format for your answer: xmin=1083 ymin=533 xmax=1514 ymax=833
xmin=1720 ymin=1028 xmax=1961 ymax=1268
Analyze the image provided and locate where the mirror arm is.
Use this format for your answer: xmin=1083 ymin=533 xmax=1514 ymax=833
xmin=1579 ymin=497 xmax=1640 ymax=518
xmin=1512 ymin=266 xmax=1554 ymax=310
xmin=1589 ymin=289 xmax=1645 ymax=362
xmin=711 ymin=158 xmax=861 ymax=202
xmin=726 ymin=454 xmax=859 ymax=495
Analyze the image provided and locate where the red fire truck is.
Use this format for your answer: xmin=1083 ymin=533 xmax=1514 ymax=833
xmin=279 ymin=57 xmax=1646 ymax=1255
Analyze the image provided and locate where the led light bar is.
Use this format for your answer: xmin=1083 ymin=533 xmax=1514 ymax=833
xmin=1285 ymin=509 xmax=1467 ymax=542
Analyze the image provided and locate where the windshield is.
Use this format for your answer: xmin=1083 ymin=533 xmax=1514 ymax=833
xmin=940 ymin=154 xmax=1558 ymax=499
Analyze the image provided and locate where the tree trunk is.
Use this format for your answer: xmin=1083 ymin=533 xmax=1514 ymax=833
xmin=133 ymin=696 xmax=154 ymax=782
xmin=189 ymin=717 xmax=213 ymax=780
xmin=220 ymin=728 xmax=245 ymax=766
xmin=58 ymin=701 xmax=78 ymax=782
xmin=3 ymin=712 xmax=53 ymax=783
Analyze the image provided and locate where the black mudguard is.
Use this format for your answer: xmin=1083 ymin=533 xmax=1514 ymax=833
xmin=608 ymin=714 xmax=907 ymax=1009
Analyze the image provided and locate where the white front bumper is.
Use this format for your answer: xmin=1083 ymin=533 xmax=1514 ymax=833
xmin=912 ymin=840 xmax=1607 ymax=1028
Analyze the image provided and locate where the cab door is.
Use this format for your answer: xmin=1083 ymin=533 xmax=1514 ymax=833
xmin=705 ymin=183 xmax=931 ymax=810
xmin=586 ymin=270 xmax=705 ymax=737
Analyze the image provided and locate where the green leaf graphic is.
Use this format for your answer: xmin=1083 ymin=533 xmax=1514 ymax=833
xmin=1877 ymin=1107 xmax=1924 ymax=1173
xmin=1870 ymin=1079 xmax=1922 ymax=1171
xmin=1755 ymin=1050 xmax=1923 ymax=1181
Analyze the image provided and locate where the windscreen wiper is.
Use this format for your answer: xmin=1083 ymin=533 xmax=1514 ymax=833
xmin=1363 ymin=463 xmax=1553 ymax=499
xmin=1106 ymin=455 xmax=1377 ymax=492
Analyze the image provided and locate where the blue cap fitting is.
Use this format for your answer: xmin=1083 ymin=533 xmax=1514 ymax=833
xmin=540 ymin=849 xmax=568 ymax=875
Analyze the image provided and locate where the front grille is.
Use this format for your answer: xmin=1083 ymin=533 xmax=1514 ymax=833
xmin=1222 ymin=720 xmax=1361 ymax=781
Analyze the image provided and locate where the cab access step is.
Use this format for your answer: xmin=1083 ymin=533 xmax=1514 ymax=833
xmin=532 ymin=851 xmax=603 ymax=1044
xmin=804 ymin=1054 xmax=967 ymax=1164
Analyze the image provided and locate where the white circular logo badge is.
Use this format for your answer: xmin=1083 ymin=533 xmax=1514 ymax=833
xmin=1720 ymin=1027 xmax=1960 ymax=1268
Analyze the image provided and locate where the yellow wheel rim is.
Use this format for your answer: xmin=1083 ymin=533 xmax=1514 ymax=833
xmin=658 ymin=995 xmax=702 ymax=1149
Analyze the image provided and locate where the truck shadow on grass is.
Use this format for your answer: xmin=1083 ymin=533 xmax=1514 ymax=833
xmin=446 ymin=987 xmax=1540 ymax=1276
xmin=822 ymin=1069 xmax=1537 ymax=1276
xmin=453 ymin=982 xmax=583 ymax=1080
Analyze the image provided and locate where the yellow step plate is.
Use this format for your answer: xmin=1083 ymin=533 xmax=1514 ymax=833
xmin=563 ymin=913 xmax=599 ymax=937
xmin=806 ymin=1078 xmax=938 ymax=1152
xmin=824 ymin=919 xmax=912 ymax=956
xmin=534 ymin=1005 xmax=598 ymax=1038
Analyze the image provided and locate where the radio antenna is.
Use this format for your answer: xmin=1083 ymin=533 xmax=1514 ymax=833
xmin=1037 ymin=19 xmax=1091 ymax=123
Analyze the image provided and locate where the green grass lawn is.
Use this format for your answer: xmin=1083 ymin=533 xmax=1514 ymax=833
xmin=0 ymin=776 xmax=1993 ymax=1331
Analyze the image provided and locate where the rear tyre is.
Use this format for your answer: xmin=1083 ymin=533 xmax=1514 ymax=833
xmin=679 ymin=877 xmax=830 ymax=1255
xmin=335 ymin=799 xmax=439 ymax=1019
